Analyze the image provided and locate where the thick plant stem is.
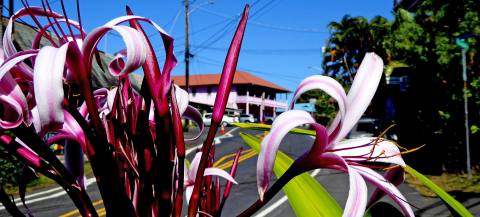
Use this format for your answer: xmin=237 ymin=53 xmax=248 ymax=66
xmin=154 ymin=112 xmax=175 ymax=216
xmin=65 ymin=43 xmax=136 ymax=217
xmin=171 ymin=87 xmax=186 ymax=217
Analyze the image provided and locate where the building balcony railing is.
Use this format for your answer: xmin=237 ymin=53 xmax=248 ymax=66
xmin=236 ymin=95 xmax=287 ymax=109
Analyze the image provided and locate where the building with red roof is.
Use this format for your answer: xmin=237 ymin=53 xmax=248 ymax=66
xmin=172 ymin=71 xmax=289 ymax=122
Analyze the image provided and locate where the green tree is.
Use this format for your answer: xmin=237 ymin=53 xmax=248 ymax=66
xmin=321 ymin=0 xmax=480 ymax=173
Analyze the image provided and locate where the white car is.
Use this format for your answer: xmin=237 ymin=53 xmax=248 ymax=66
xmin=202 ymin=113 xmax=238 ymax=126
xmin=239 ymin=114 xmax=255 ymax=123
xmin=264 ymin=116 xmax=275 ymax=124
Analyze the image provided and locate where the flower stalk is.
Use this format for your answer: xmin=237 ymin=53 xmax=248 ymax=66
xmin=188 ymin=5 xmax=249 ymax=216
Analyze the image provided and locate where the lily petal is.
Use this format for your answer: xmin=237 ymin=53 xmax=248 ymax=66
xmin=343 ymin=166 xmax=368 ymax=217
xmin=188 ymin=152 xmax=202 ymax=182
xmin=335 ymin=53 xmax=384 ymax=143
xmin=32 ymin=18 xmax=85 ymax=51
xmin=123 ymin=11 xmax=177 ymax=115
xmin=204 ymin=168 xmax=238 ymax=185
xmin=0 ymin=50 xmax=38 ymax=127
xmin=368 ymin=166 xmax=405 ymax=207
xmin=82 ymin=25 xmax=146 ymax=78
xmin=0 ymin=94 xmax=23 ymax=129
xmin=3 ymin=7 xmax=62 ymax=57
xmin=257 ymin=110 xmax=315 ymax=198
xmin=290 ymin=75 xmax=347 ymax=137
xmin=332 ymin=137 xmax=405 ymax=166
xmin=45 ymin=110 xmax=89 ymax=155
xmin=33 ymin=44 xmax=70 ymax=132
xmin=174 ymin=85 xmax=189 ymax=115
xmin=352 ymin=166 xmax=414 ymax=217
xmin=185 ymin=186 xmax=194 ymax=204
xmin=183 ymin=105 xmax=204 ymax=143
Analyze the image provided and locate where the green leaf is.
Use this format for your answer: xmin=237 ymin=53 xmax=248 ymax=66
xmin=239 ymin=132 xmax=342 ymax=217
xmin=405 ymin=165 xmax=473 ymax=217
xmin=470 ymin=125 xmax=479 ymax=134
xmin=232 ymin=123 xmax=315 ymax=136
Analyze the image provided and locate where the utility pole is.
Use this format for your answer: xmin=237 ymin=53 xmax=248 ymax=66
xmin=456 ymin=38 xmax=471 ymax=179
xmin=184 ymin=0 xmax=190 ymax=93
xmin=8 ymin=0 xmax=12 ymax=17
xmin=183 ymin=0 xmax=190 ymax=131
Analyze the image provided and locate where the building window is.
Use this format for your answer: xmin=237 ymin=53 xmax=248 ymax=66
xmin=237 ymin=87 xmax=246 ymax=96
xmin=191 ymin=88 xmax=196 ymax=97
xmin=207 ymin=87 xmax=212 ymax=96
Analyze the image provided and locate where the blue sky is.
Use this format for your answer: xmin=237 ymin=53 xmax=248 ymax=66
xmin=14 ymin=0 xmax=394 ymax=94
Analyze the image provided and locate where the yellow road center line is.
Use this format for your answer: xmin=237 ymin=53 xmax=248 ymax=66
xmin=217 ymin=150 xmax=258 ymax=170
xmin=61 ymin=136 xmax=265 ymax=217
xmin=96 ymin=208 xmax=106 ymax=217
xmin=58 ymin=200 xmax=103 ymax=217
xmin=213 ymin=149 xmax=253 ymax=167
xmin=216 ymin=149 xmax=256 ymax=168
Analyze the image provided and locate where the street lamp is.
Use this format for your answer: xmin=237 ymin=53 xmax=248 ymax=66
xmin=455 ymin=38 xmax=471 ymax=179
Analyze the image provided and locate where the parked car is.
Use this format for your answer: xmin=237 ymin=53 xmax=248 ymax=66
xmin=239 ymin=114 xmax=255 ymax=123
xmin=264 ymin=116 xmax=275 ymax=125
xmin=202 ymin=113 xmax=238 ymax=126
xmin=348 ymin=117 xmax=398 ymax=140
xmin=348 ymin=118 xmax=381 ymax=139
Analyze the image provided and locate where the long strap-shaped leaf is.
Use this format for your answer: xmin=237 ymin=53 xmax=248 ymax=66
xmin=188 ymin=5 xmax=249 ymax=216
xmin=232 ymin=122 xmax=316 ymax=136
xmin=239 ymin=133 xmax=342 ymax=217
xmin=405 ymin=166 xmax=473 ymax=217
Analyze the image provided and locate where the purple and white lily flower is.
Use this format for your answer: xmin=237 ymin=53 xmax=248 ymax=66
xmin=184 ymin=152 xmax=237 ymax=204
xmin=256 ymin=53 xmax=414 ymax=217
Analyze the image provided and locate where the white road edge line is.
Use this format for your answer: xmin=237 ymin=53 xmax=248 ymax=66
xmin=253 ymin=169 xmax=321 ymax=217
xmin=186 ymin=127 xmax=238 ymax=155
xmin=0 ymin=127 xmax=239 ymax=211
xmin=0 ymin=177 xmax=97 ymax=211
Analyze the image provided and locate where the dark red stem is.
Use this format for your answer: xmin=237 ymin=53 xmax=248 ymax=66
xmin=171 ymin=86 xmax=186 ymax=217
xmin=59 ymin=0 xmax=76 ymax=38
xmin=67 ymin=43 xmax=136 ymax=217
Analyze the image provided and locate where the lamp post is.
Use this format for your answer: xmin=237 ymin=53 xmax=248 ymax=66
xmin=455 ymin=38 xmax=471 ymax=179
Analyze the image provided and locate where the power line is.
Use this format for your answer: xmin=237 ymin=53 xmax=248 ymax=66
xmin=187 ymin=44 xmax=321 ymax=55
xmin=190 ymin=0 xmax=278 ymax=55
xmin=193 ymin=55 xmax=305 ymax=82
xmin=152 ymin=16 xmax=230 ymax=52
xmin=197 ymin=7 xmax=328 ymax=33
xmin=249 ymin=0 xmax=282 ymax=21
xmin=189 ymin=16 xmax=238 ymax=54
xmin=249 ymin=0 xmax=276 ymax=20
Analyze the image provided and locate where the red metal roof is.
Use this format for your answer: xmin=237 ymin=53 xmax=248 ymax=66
xmin=172 ymin=71 xmax=289 ymax=92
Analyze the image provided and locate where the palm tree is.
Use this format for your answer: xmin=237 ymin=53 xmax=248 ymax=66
xmin=323 ymin=15 xmax=391 ymax=83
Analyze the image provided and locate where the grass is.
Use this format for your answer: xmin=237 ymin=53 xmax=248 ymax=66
xmin=4 ymin=159 xmax=94 ymax=195
xmin=405 ymin=171 xmax=480 ymax=197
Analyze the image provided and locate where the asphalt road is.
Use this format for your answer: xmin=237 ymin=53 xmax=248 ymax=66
xmin=1 ymin=127 xmax=480 ymax=216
